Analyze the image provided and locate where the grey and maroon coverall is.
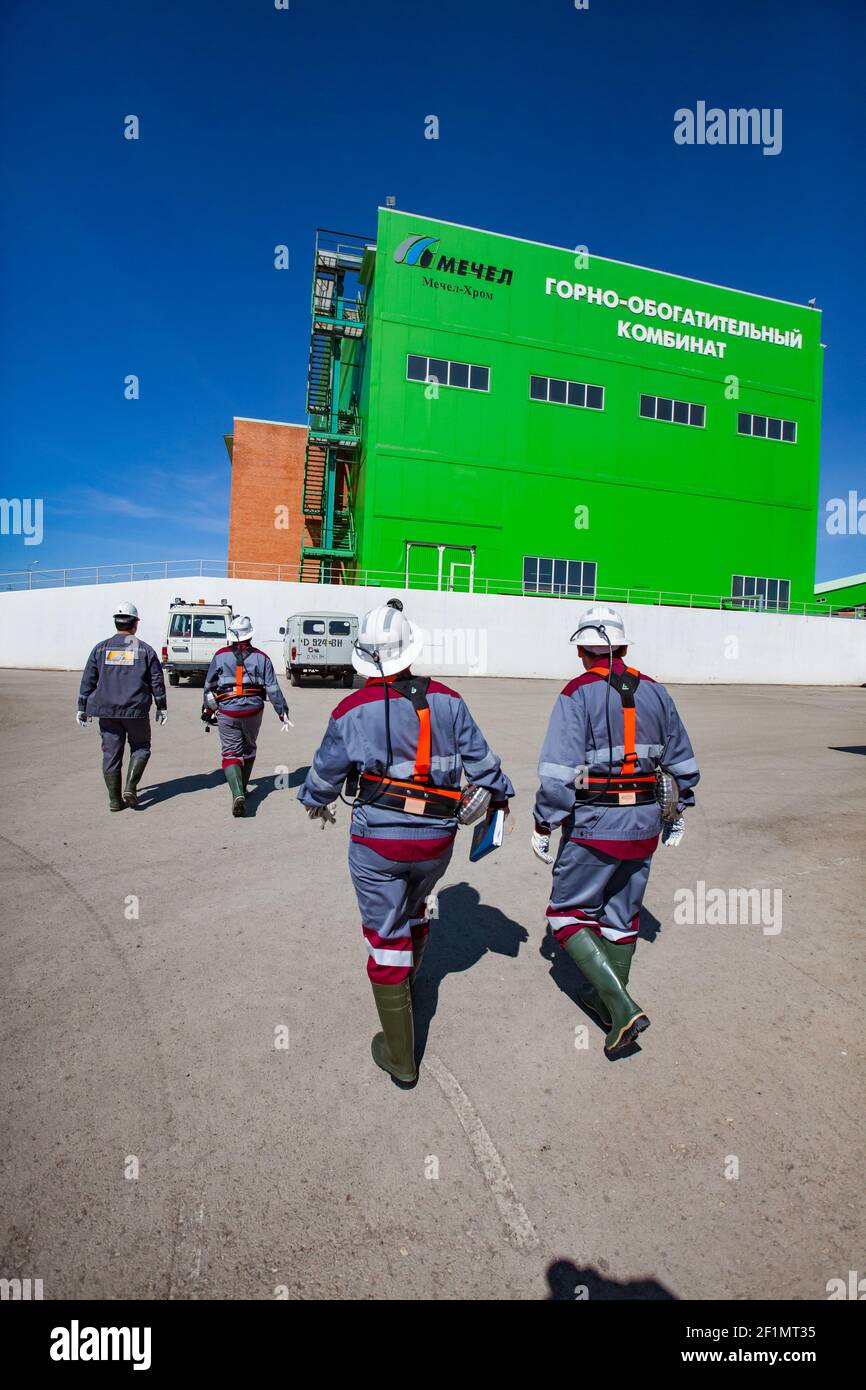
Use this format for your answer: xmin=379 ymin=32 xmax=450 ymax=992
xmin=203 ymin=643 xmax=288 ymax=768
xmin=298 ymin=678 xmax=514 ymax=985
xmin=78 ymin=632 xmax=167 ymax=772
xmin=534 ymin=656 xmax=699 ymax=946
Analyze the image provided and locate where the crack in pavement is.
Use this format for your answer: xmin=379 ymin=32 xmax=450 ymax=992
xmin=422 ymin=1052 xmax=540 ymax=1254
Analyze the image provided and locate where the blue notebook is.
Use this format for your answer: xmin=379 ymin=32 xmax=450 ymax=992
xmin=469 ymin=808 xmax=505 ymax=862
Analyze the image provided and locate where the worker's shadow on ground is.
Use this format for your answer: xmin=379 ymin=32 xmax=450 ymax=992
xmin=545 ymin=1259 xmax=677 ymax=1301
xmin=136 ymin=766 xmax=310 ymax=813
xmin=538 ymin=905 xmax=661 ymax=1061
xmin=412 ymin=882 xmax=528 ymax=1061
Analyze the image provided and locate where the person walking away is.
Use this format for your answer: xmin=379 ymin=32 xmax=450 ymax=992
xmin=77 ymin=601 xmax=168 ymax=811
xmin=203 ymin=614 xmax=291 ymax=817
xmin=532 ymin=605 xmax=699 ymax=1054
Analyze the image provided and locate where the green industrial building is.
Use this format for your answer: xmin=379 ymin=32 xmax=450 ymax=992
xmin=301 ymin=208 xmax=825 ymax=612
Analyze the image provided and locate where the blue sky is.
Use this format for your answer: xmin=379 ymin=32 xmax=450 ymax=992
xmin=0 ymin=0 xmax=862 ymax=584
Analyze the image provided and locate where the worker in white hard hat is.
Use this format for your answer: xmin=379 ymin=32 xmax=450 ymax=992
xmin=202 ymin=615 xmax=292 ymax=817
xmin=532 ymin=603 xmax=700 ymax=1054
xmin=298 ymin=598 xmax=514 ymax=1087
xmin=77 ymin=601 xmax=168 ymax=811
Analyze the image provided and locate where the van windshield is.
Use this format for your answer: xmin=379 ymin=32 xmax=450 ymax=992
xmin=303 ymin=620 xmax=326 ymax=635
xmin=193 ymin=616 xmax=227 ymax=638
xmin=329 ymin=621 xmax=351 ymax=636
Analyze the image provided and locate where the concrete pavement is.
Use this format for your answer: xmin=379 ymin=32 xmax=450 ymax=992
xmin=1 ymin=670 xmax=864 ymax=1300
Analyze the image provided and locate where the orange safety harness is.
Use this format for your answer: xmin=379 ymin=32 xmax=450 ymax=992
xmin=574 ymin=665 xmax=658 ymax=807
xmin=214 ymin=647 xmax=265 ymax=703
xmin=358 ymin=676 xmax=463 ymax=818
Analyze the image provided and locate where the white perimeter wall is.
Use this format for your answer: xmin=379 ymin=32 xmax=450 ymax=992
xmin=0 ymin=577 xmax=864 ymax=684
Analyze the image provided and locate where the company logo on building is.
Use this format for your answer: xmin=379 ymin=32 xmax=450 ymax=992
xmin=393 ymin=235 xmax=440 ymax=268
xmin=393 ymin=232 xmax=514 ymax=289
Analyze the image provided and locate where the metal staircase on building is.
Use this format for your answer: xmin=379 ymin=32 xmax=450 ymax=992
xmin=300 ymin=228 xmax=370 ymax=583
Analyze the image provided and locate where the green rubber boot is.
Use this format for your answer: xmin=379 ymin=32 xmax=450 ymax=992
xmin=122 ymin=752 xmax=150 ymax=808
xmin=409 ymin=928 xmax=428 ymax=986
xmin=103 ymin=771 xmax=125 ymax=812
xmin=600 ymin=937 xmax=637 ymax=989
xmin=578 ymin=938 xmax=637 ymax=1028
xmin=225 ymin=763 xmax=246 ymax=817
xmin=564 ymin=930 xmax=649 ymax=1053
xmin=370 ymin=980 xmax=417 ymax=1083
xmin=241 ymin=759 xmax=254 ymax=793
xmin=575 ymin=977 xmax=611 ymax=1029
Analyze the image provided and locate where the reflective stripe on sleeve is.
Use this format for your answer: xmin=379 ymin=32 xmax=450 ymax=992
xmin=308 ymin=764 xmax=341 ymax=794
xmin=664 ymin=756 xmax=699 ymax=777
xmin=463 ymin=748 xmax=498 ymax=777
xmin=538 ymin=760 xmax=581 ymax=782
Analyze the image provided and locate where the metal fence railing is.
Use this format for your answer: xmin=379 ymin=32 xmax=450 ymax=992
xmin=0 ymin=558 xmax=862 ymax=619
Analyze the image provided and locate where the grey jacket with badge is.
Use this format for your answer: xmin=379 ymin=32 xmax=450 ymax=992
xmin=78 ymin=633 xmax=167 ymax=719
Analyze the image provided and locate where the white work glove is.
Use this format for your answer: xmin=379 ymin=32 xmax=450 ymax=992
xmin=76 ymin=711 xmax=89 ymax=727
xmin=280 ymin=713 xmax=294 ymax=732
xmin=661 ymin=816 xmax=685 ymax=847
xmin=531 ymin=829 xmax=554 ymax=864
xmin=156 ymin=709 xmax=168 ymax=726
xmin=307 ymin=802 xmax=336 ymax=826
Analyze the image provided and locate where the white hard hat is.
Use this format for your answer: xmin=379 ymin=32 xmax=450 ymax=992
xmin=228 ymin=615 xmax=255 ymax=643
xmin=113 ymin=601 xmax=139 ymax=621
xmin=352 ymin=599 xmax=424 ymax=678
xmin=571 ymin=604 xmax=631 ymax=651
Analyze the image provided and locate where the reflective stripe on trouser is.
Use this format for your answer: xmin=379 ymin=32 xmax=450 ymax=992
xmin=217 ymin=709 xmax=263 ymax=769
xmin=348 ymin=838 xmax=454 ymax=985
xmin=546 ymin=840 xmax=653 ymax=945
xmin=99 ymin=717 xmax=151 ymax=774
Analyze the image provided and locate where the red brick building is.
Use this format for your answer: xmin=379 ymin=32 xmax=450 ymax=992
xmin=225 ymin=418 xmax=308 ymax=579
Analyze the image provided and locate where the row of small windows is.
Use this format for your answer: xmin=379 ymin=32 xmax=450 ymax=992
xmin=406 ymin=354 xmax=490 ymax=392
xmin=523 ymin=557 xmax=597 ymax=597
xmin=731 ymin=575 xmax=791 ymax=610
xmin=640 ymin=394 xmax=705 ymax=428
xmin=530 ymin=376 xmax=605 ymax=410
xmin=405 ymin=356 xmax=798 ymax=443
xmin=521 ymin=559 xmax=793 ymax=611
xmin=737 ymin=413 xmax=797 ymax=443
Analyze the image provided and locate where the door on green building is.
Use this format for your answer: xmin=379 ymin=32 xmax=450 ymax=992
xmin=404 ymin=542 xmax=475 ymax=593
xmin=446 ymin=560 xmax=473 ymax=593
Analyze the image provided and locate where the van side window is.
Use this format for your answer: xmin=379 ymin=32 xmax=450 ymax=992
xmin=329 ymin=621 xmax=351 ymax=636
xmin=193 ymin=616 xmax=227 ymax=638
xmin=302 ymin=620 xmax=326 ymax=635
xmin=170 ymin=614 xmax=192 ymax=637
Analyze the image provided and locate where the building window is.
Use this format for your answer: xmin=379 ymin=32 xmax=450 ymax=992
xmin=406 ymin=354 xmax=490 ymax=392
xmin=523 ymin=556 xmax=597 ymax=598
xmin=731 ymin=575 xmax=791 ymax=612
xmin=737 ymin=412 xmax=797 ymax=443
xmin=640 ymin=394 xmax=705 ymax=427
xmin=529 ymin=375 xmax=604 ymax=410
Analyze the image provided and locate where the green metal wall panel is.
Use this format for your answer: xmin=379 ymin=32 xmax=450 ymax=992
xmin=354 ymin=209 xmax=823 ymax=604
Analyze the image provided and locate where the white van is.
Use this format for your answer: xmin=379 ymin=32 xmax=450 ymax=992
xmin=280 ymin=612 xmax=358 ymax=687
xmin=163 ymin=598 xmax=233 ymax=685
